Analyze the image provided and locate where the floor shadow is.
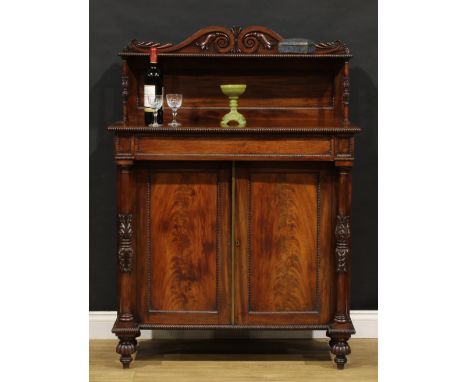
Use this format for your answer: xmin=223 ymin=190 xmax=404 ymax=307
xmin=135 ymin=339 xmax=331 ymax=362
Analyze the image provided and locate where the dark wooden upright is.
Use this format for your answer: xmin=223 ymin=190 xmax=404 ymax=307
xmin=108 ymin=25 xmax=360 ymax=369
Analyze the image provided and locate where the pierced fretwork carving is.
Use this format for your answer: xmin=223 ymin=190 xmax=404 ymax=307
xmin=335 ymin=215 xmax=350 ymax=273
xmin=118 ymin=213 xmax=133 ymax=272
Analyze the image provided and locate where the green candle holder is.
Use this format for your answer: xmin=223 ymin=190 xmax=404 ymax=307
xmin=220 ymin=84 xmax=247 ymax=128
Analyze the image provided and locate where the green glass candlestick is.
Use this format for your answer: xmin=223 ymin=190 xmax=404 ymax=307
xmin=220 ymin=84 xmax=247 ymax=128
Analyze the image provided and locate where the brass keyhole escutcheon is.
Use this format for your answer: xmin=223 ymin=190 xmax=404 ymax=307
xmin=235 ymin=240 xmax=240 ymax=247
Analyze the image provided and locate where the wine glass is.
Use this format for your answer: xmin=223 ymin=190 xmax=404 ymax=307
xmin=166 ymin=94 xmax=183 ymax=127
xmin=144 ymin=94 xmax=163 ymax=127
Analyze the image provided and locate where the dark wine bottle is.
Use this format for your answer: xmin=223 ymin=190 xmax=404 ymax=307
xmin=144 ymin=47 xmax=163 ymax=126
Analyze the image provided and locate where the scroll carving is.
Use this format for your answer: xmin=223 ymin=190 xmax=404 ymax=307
xmin=118 ymin=213 xmax=133 ymax=272
xmin=237 ymin=27 xmax=279 ymax=53
xmin=314 ymin=41 xmax=350 ymax=55
xmin=194 ymin=26 xmax=280 ymax=53
xmin=122 ymin=27 xmax=351 ymax=56
xmin=335 ymin=215 xmax=350 ymax=273
xmin=123 ymin=26 xmax=284 ymax=54
xmin=126 ymin=40 xmax=173 ymax=53
xmin=195 ymin=32 xmax=231 ymax=53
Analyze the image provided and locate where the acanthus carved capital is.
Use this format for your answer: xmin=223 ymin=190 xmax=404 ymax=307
xmin=118 ymin=213 xmax=133 ymax=272
xmin=335 ymin=215 xmax=350 ymax=273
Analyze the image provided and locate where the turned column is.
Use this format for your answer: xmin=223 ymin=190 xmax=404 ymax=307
xmin=328 ymin=162 xmax=353 ymax=369
xmin=115 ymin=160 xmax=139 ymax=368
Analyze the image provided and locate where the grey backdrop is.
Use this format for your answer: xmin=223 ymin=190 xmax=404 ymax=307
xmin=90 ymin=0 xmax=377 ymax=311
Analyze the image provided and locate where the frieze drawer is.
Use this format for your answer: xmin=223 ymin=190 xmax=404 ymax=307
xmin=134 ymin=135 xmax=333 ymax=161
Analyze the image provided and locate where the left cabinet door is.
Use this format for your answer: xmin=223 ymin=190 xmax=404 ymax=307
xmin=135 ymin=162 xmax=232 ymax=325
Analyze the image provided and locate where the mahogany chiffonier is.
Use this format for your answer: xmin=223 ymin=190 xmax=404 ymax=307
xmin=108 ymin=26 xmax=360 ymax=369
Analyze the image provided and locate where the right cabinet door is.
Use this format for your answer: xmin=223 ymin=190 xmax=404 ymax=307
xmin=234 ymin=163 xmax=335 ymax=325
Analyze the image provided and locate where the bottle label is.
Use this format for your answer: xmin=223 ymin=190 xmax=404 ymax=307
xmin=144 ymin=85 xmax=156 ymax=108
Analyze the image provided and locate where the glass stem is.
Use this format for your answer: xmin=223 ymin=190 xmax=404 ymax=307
xmin=153 ymin=110 xmax=158 ymax=126
xmin=172 ymin=109 xmax=177 ymax=123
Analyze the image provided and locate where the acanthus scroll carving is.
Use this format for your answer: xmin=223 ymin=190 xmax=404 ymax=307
xmin=122 ymin=27 xmax=352 ymax=56
xmin=194 ymin=26 xmax=280 ymax=53
xmin=125 ymin=40 xmax=173 ymax=53
xmin=335 ymin=215 xmax=350 ymax=273
xmin=118 ymin=213 xmax=133 ymax=272
xmin=124 ymin=26 xmax=285 ymax=55
xmin=195 ymin=31 xmax=232 ymax=53
xmin=314 ymin=41 xmax=350 ymax=55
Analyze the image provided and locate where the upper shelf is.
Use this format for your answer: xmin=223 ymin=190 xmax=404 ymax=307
xmin=119 ymin=25 xmax=352 ymax=59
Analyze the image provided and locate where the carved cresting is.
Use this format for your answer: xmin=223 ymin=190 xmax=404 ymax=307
xmin=123 ymin=26 xmax=352 ymax=56
xmin=314 ymin=41 xmax=350 ymax=55
xmin=335 ymin=215 xmax=350 ymax=273
xmin=124 ymin=26 xmax=285 ymax=54
xmin=194 ymin=26 xmax=280 ymax=53
xmin=118 ymin=213 xmax=133 ymax=272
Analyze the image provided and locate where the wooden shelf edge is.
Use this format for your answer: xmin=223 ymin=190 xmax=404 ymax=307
xmin=107 ymin=124 xmax=361 ymax=134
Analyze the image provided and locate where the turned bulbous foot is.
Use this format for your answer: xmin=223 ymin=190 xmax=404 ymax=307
xmin=116 ymin=335 xmax=138 ymax=368
xmin=329 ymin=336 xmax=351 ymax=369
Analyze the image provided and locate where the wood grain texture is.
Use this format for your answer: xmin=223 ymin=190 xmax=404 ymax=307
xmin=121 ymin=26 xmax=350 ymax=56
xmin=136 ymin=164 xmax=231 ymax=325
xmin=235 ymin=163 xmax=335 ymax=325
xmin=90 ymin=339 xmax=377 ymax=381
xmin=110 ymin=25 xmax=360 ymax=369
xmin=123 ymin=53 xmax=345 ymax=126
xmin=150 ymin=171 xmax=217 ymax=312
xmin=249 ymin=172 xmax=318 ymax=312
xmin=135 ymin=135 xmax=332 ymax=161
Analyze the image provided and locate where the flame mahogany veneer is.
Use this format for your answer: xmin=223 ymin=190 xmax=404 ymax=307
xmin=108 ymin=26 xmax=360 ymax=370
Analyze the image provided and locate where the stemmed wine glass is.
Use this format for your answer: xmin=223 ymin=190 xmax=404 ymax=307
xmin=166 ymin=94 xmax=183 ymax=127
xmin=145 ymin=94 xmax=163 ymax=127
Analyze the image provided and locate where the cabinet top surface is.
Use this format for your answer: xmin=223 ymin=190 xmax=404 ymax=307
xmin=108 ymin=121 xmax=361 ymax=134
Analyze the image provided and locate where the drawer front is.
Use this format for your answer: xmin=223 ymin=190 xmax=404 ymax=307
xmin=135 ymin=135 xmax=333 ymax=161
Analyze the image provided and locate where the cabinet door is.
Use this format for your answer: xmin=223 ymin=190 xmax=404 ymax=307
xmin=136 ymin=163 xmax=231 ymax=325
xmin=234 ymin=163 xmax=334 ymax=325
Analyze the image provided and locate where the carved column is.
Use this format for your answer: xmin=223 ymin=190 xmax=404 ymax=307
xmin=117 ymin=161 xmax=135 ymax=322
xmin=342 ymin=62 xmax=350 ymax=126
xmin=115 ymin=160 xmax=139 ymax=368
xmin=121 ymin=60 xmax=129 ymax=126
xmin=328 ymin=163 xmax=353 ymax=369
